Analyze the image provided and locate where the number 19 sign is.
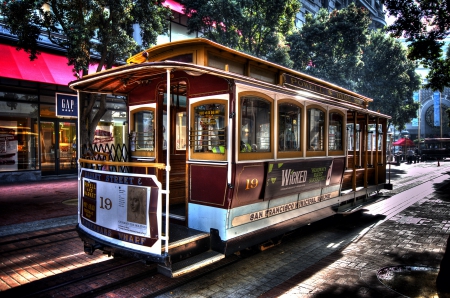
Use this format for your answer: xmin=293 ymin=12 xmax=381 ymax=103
xmin=80 ymin=169 xmax=162 ymax=254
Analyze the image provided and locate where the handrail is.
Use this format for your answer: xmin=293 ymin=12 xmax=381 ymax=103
xmin=79 ymin=158 xmax=166 ymax=170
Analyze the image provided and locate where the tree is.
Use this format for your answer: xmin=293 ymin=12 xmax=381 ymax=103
xmin=180 ymin=0 xmax=300 ymax=67
xmin=1 ymin=0 xmax=171 ymax=145
xmin=287 ymin=4 xmax=421 ymax=130
xmin=357 ymin=30 xmax=421 ymax=130
xmin=287 ymin=4 xmax=371 ymax=90
xmin=383 ymin=0 xmax=450 ymax=92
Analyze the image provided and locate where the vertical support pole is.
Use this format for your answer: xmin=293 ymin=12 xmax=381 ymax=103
xmin=364 ymin=114 xmax=369 ymax=188
xmin=352 ymin=111 xmax=357 ymax=191
xmin=77 ymin=91 xmax=81 ymax=223
xmin=164 ymin=68 xmax=172 ymax=254
xmin=375 ymin=117 xmax=380 ymax=185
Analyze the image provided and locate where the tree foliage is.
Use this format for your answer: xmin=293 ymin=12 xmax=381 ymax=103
xmin=383 ymin=0 xmax=450 ymax=91
xmin=1 ymin=0 xmax=171 ymax=144
xmin=287 ymin=4 xmax=421 ymax=130
xmin=357 ymin=30 xmax=421 ymax=129
xmin=287 ymin=4 xmax=371 ymax=90
xmin=180 ymin=0 xmax=300 ymax=67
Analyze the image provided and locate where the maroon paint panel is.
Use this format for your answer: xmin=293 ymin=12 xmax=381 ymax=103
xmin=231 ymin=163 xmax=266 ymax=208
xmin=80 ymin=218 xmax=158 ymax=247
xmin=81 ymin=170 xmax=159 ymax=188
xmin=128 ymin=71 xmax=229 ymax=105
xmin=330 ymin=157 xmax=345 ymax=186
xmin=128 ymin=77 xmax=163 ymax=105
xmin=189 ymin=164 xmax=228 ymax=208
xmin=148 ymin=187 xmax=159 ymax=239
xmin=187 ymin=73 xmax=229 ymax=97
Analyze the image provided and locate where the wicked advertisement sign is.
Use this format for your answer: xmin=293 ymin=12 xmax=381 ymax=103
xmin=264 ymin=158 xmax=335 ymax=199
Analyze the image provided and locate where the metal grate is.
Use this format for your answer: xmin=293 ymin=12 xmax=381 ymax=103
xmin=81 ymin=143 xmax=130 ymax=173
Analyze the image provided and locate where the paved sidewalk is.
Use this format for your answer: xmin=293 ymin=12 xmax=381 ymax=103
xmin=0 ymin=175 xmax=78 ymax=236
xmin=159 ymin=160 xmax=450 ymax=298
xmin=259 ymin=161 xmax=450 ymax=297
xmin=0 ymin=161 xmax=449 ymax=297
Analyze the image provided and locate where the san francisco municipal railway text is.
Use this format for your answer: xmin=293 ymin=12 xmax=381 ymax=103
xmin=231 ymin=192 xmax=335 ymax=227
xmin=249 ymin=193 xmax=332 ymax=221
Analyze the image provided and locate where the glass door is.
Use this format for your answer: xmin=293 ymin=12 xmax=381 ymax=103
xmin=40 ymin=119 xmax=77 ymax=175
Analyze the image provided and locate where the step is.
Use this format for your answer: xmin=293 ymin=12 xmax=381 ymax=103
xmin=158 ymin=250 xmax=225 ymax=278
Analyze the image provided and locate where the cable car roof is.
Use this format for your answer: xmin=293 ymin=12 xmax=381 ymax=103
xmin=69 ymin=39 xmax=389 ymax=118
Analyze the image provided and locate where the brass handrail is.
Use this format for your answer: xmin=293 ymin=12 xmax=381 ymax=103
xmin=79 ymin=158 xmax=166 ymax=171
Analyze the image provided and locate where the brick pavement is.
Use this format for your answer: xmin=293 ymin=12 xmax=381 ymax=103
xmin=159 ymin=160 xmax=450 ymax=298
xmin=0 ymin=175 xmax=78 ymax=236
xmin=0 ymin=161 xmax=449 ymax=297
xmin=260 ymin=161 xmax=450 ymax=297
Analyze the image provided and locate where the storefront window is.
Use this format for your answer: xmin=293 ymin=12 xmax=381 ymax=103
xmin=307 ymin=108 xmax=325 ymax=151
xmin=0 ymin=100 xmax=39 ymax=171
xmin=278 ymin=103 xmax=301 ymax=151
xmin=240 ymin=96 xmax=271 ymax=152
xmin=329 ymin=112 xmax=343 ymax=151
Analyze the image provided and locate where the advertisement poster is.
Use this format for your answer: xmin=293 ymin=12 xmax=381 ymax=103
xmin=0 ymin=120 xmax=18 ymax=171
xmin=264 ymin=158 xmax=334 ymax=199
xmin=81 ymin=170 xmax=161 ymax=252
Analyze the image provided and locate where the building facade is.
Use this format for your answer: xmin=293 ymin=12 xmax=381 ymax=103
xmin=296 ymin=0 xmax=386 ymax=29
xmin=0 ymin=0 xmax=195 ymax=183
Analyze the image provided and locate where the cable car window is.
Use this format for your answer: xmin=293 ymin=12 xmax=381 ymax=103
xmin=347 ymin=123 xmax=360 ymax=151
xmin=176 ymin=112 xmax=186 ymax=150
xmin=307 ymin=108 xmax=324 ymax=151
xmin=133 ymin=110 xmax=155 ymax=151
xmin=278 ymin=103 xmax=301 ymax=151
xmin=191 ymin=103 xmax=226 ymax=155
xmin=329 ymin=112 xmax=343 ymax=151
xmin=240 ymin=96 xmax=271 ymax=152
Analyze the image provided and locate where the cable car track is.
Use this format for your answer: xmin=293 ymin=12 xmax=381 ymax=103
xmin=0 ymin=228 xmax=78 ymax=254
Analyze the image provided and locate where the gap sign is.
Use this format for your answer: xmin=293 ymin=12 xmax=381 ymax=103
xmin=56 ymin=93 xmax=77 ymax=117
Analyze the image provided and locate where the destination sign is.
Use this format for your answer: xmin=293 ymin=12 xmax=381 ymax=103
xmin=283 ymin=74 xmax=367 ymax=108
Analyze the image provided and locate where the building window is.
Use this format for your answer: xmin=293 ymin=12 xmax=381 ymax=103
xmin=0 ymin=95 xmax=39 ymax=172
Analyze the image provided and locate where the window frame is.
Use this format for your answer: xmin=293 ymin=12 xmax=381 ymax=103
xmin=306 ymin=105 xmax=326 ymax=157
xmin=328 ymin=110 xmax=345 ymax=156
xmin=238 ymin=92 xmax=274 ymax=161
xmin=129 ymin=105 xmax=157 ymax=158
xmin=189 ymin=99 xmax=228 ymax=161
xmin=277 ymin=99 xmax=303 ymax=159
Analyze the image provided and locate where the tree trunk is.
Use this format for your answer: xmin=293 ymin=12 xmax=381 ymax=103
xmin=79 ymin=92 xmax=108 ymax=149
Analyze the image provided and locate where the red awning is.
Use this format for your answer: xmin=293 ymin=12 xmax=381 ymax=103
xmin=392 ymin=138 xmax=415 ymax=147
xmin=163 ymin=0 xmax=184 ymax=14
xmin=0 ymin=44 xmax=76 ymax=86
xmin=0 ymin=44 xmax=104 ymax=86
